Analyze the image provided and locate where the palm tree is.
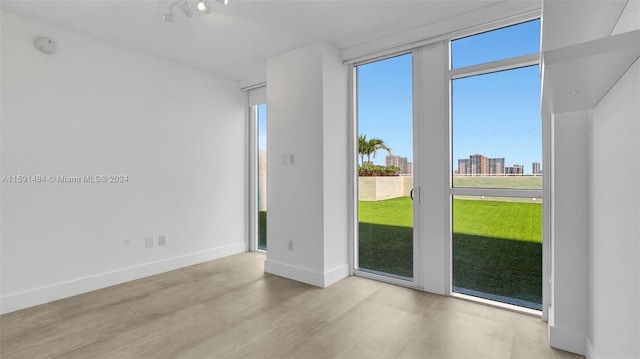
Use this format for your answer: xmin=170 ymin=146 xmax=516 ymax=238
xmin=358 ymin=134 xmax=391 ymax=165
xmin=358 ymin=134 xmax=370 ymax=165
xmin=367 ymin=138 xmax=391 ymax=163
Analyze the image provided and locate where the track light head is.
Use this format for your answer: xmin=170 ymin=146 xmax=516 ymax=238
xmin=163 ymin=0 xmax=220 ymax=22
xmin=179 ymin=0 xmax=193 ymax=17
xmin=197 ymin=0 xmax=211 ymax=14
xmin=163 ymin=10 xmax=176 ymax=22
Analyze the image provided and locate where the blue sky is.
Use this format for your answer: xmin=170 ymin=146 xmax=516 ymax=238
xmin=258 ymin=103 xmax=267 ymax=151
xmin=358 ymin=19 xmax=542 ymax=173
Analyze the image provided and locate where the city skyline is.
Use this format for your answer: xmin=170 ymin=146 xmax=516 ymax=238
xmin=358 ymin=20 xmax=542 ymax=174
xmin=385 ymin=154 xmax=413 ymax=175
xmin=456 ymin=153 xmax=541 ymax=176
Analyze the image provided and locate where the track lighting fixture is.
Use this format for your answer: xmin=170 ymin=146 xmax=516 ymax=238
xmin=163 ymin=0 xmax=228 ymax=22
xmin=163 ymin=8 xmax=176 ymax=22
xmin=197 ymin=0 xmax=211 ymax=14
xmin=179 ymin=0 xmax=193 ymax=17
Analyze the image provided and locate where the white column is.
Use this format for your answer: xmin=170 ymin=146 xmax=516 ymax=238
xmin=264 ymin=42 xmax=349 ymax=287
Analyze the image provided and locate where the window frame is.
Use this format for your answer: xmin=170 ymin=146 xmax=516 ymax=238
xmin=447 ymin=18 xmax=548 ymax=316
xmin=246 ymin=86 xmax=267 ymax=253
xmin=350 ymin=50 xmax=424 ymax=290
xmin=345 ymin=12 xmax=548 ymax=319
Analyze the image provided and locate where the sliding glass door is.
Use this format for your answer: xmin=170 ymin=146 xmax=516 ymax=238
xmin=355 ymin=53 xmax=416 ymax=280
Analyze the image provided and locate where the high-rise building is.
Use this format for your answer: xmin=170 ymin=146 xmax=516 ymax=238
xmin=386 ymin=154 xmax=412 ymax=174
xmin=489 ymin=158 xmax=505 ymax=175
xmin=457 ymin=154 xmax=522 ymax=176
xmin=532 ymin=162 xmax=542 ymax=175
xmin=469 ymin=154 xmax=489 ymax=175
xmin=506 ymin=164 xmax=524 ymax=175
xmin=458 ymin=159 xmax=469 ymax=175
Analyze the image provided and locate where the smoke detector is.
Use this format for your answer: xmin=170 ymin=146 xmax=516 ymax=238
xmin=34 ymin=37 xmax=57 ymax=54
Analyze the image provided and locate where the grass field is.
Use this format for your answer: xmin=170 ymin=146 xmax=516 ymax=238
xmin=358 ymin=198 xmax=413 ymax=278
xmin=359 ymin=197 xmax=542 ymax=308
xmin=258 ymin=211 xmax=267 ymax=250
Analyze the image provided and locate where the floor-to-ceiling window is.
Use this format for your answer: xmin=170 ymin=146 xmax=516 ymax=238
xmin=248 ymin=86 xmax=267 ymax=252
xmin=450 ymin=19 xmax=543 ymax=310
xmin=350 ymin=17 xmax=543 ymax=311
xmin=257 ymin=103 xmax=267 ymax=251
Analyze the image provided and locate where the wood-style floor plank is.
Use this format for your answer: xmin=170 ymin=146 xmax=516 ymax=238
xmin=0 ymin=253 xmax=584 ymax=359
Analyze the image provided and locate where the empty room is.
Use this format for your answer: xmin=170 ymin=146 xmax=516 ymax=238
xmin=1 ymin=0 xmax=638 ymax=358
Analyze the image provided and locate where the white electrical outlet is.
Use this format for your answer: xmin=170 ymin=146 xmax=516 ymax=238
xmin=145 ymin=237 xmax=154 ymax=248
xmin=288 ymin=240 xmax=294 ymax=251
xmin=289 ymin=153 xmax=295 ymax=166
xmin=158 ymin=235 xmax=166 ymax=246
xmin=281 ymin=154 xmax=288 ymax=166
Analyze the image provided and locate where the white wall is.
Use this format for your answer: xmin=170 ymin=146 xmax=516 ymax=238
xmin=264 ymin=42 xmax=348 ymax=287
xmin=549 ymin=110 xmax=590 ymax=355
xmin=320 ymin=45 xmax=349 ymax=280
xmin=588 ymin=58 xmax=639 ymax=359
xmin=0 ymin=11 xmax=247 ymax=313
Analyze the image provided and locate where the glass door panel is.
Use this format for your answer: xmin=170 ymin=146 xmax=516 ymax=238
xmin=356 ymin=53 xmax=414 ymax=279
xmin=257 ymin=103 xmax=267 ymax=251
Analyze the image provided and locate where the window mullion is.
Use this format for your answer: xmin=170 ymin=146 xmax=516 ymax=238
xmin=450 ymin=53 xmax=540 ymax=80
xmin=450 ymin=187 xmax=542 ymax=198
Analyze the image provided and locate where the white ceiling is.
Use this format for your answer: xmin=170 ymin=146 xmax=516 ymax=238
xmin=1 ymin=0 xmax=510 ymax=82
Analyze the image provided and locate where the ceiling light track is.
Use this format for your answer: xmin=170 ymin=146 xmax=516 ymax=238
xmin=162 ymin=0 xmax=228 ymax=22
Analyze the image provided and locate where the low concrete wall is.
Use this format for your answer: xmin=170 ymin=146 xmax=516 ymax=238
xmin=359 ymin=176 xmax=413 ymax=201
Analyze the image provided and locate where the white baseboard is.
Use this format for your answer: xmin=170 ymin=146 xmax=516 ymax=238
xmin=586 ymin=336 xmax=598 ymax=359
xmin=0 ymin=243 xmax=246 ymax=314
xmin=264 ymin=259 xmax=348 ymax=288
xmin=549 ymin=324 xmax=587 ymax=356
xmin=323 ymin=263 xmax=350 ymax=287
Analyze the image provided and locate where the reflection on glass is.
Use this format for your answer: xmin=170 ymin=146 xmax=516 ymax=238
xmin=452 ymin=65 xmax=542 ymax=189
xmin=451 ymin=19 xmax=541 ymax=69
xmin=452 ymin=195 xmax=542 ymax=310
xmin=357 ymin=53 xmax=413 ymax=279
xmin=258 ymin=104 xmax=267 ymax=251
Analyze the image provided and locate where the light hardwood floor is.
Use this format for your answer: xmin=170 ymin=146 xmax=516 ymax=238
xmin=1 ymin=252 xmax=584 ymax=359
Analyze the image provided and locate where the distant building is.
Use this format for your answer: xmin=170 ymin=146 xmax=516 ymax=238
xmin=469 ymin=154 xmax=489 ymax=176
xmin=386 ymin=154 xmax=413 ymax=174
xmin=457 ymin=154 xmax=531 ymax=176
xmin=489 ymin=158 xmax=505 ymax=175
xmin=532 ymin=162 xmax=542 ymax=175
xmin=458 ymin=159 xmax=469 ymax=175
xmin=506 ymin=164 xmax=524 ymax=175
xmin=258 ymin=151 xmax=267 ymax=211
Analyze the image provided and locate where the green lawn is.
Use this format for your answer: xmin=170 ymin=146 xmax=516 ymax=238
xmin=359 ymin=197 xmax=542 ymax=308
xmin=359 ymin=198 xmax=413 ymax=278
xmin=453 ymin=199 xmax=542 ymax=242
xmin=258 ymin=211 xmax=267 ymax=250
